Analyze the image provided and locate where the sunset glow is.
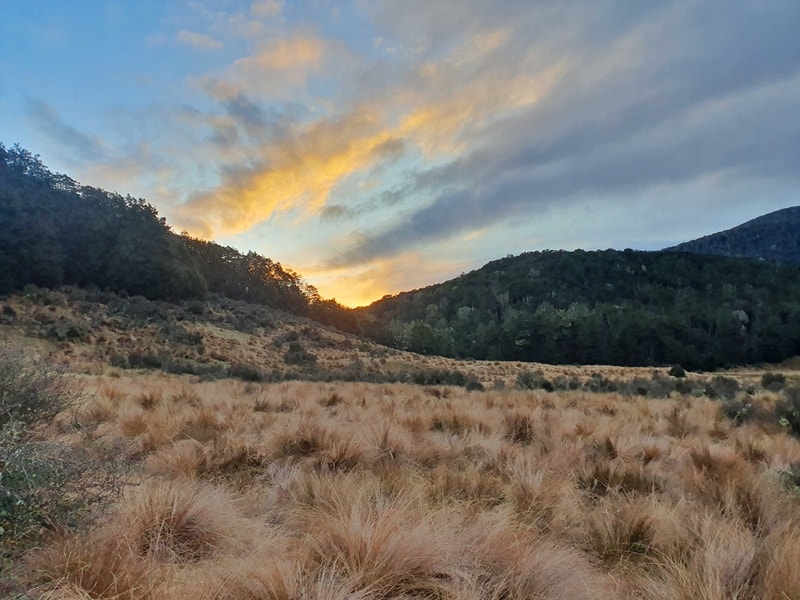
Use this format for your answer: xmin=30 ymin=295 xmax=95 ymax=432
xmin=2 ymin=2 xmax=798 ymax=306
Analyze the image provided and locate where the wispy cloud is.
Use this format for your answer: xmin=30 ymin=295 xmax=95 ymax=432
xmin=251 ymin=0 xmax=282 ymax=19
xmin=176 ymin=29 xmax=223 ymax=50
xmin=174 ymin=25 xmax=562 ymax=238
xmin=25 ymin=98 xmax=104 ymax=161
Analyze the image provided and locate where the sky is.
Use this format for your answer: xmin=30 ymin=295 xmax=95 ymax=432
xmin=1 ymin=1 xmax=799 ymax=307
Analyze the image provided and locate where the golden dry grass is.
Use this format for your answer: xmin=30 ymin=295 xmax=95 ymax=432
xmin=5 ymin=289 xmax=800 ymax=597
xmin=9 ymin=371 xmax=799 ymax=599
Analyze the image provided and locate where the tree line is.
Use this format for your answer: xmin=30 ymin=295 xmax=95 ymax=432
xmin=0 ymin=143 xmax=355 ymax=331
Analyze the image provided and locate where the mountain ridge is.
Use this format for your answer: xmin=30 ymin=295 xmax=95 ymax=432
xmin=666 ymin=206 xmax=800 ymax=263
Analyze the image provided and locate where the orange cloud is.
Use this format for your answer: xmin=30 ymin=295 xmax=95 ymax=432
xmin=234 ymin=36 xmax=324 ymax=72
xmin=175 ymin=108 xmax=397 ymax=236
xmin=175 ymin=28 xmax=565 ymax=258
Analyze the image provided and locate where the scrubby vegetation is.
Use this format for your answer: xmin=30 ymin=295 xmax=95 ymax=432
xmin=4 ymin=143 xmax=800 ymax=597
xmin=0 ymin=345 xmax=125 ymax=591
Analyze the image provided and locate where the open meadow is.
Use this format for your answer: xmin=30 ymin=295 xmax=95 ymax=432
xmin=3 ymin=290 xmax=800 ymax=598
xmin=3 ymin=367 xmax=800 ymax=599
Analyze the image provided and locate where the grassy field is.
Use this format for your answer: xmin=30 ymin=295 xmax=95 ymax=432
xmin=2 ymin=370 xmax=799 ymax=599
xmin=3 ymin=289 xmax=800 ymax=598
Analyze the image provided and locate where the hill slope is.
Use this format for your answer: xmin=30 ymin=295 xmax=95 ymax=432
xmin=667 ymin=206 xmax=800 ymax=263
xmin=0 ymin=143 xmax=354 ymax=330
xmin=358 ymin=249 xmax=800 ymax=370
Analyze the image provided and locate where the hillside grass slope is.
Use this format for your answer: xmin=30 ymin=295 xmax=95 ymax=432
xmin=3 ymin=290 xmax=800 ymax=598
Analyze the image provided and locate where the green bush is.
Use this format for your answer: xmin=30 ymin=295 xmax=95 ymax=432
xmin=0 ymin=344 xmax=124 ymax=570
xmin=762 ymin=372 xmax=787 ymax=391
xmin=228 ymin=361 xmax=265 ymax=382
xmin=668 ymin=365 xmax=686 ymax=378
xmin=283 ymin=341 xmax=317 ymax=366
xmin=515 ymin=370 xmax=554 ymax=392
xmin=706 ymin=375 xmax=741 ymax=400
xmin=0 ymin=345 xmax=68 ymax=428
xmin=776 ymin=386 xmax=800 ymax=436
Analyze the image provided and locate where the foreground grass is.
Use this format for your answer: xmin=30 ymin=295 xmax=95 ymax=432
xmin=12 ymin=373 xmax=800 ymax=599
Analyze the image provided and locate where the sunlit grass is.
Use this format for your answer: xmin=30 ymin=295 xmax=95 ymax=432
xmin=8 ymin=371 xmax=798 ymax=598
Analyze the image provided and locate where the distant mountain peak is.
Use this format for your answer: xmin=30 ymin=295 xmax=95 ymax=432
xmin=666 ymin=206 xmax=800 ymax=263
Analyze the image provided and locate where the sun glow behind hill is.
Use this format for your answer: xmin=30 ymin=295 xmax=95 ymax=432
xmin=1 ymin=2 xmax=798 ymax=305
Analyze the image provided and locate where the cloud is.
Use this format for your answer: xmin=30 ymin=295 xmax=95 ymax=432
xmin=174 ymin=106 xmax=403 ymax=236
xmin=321 ymin=1 xmax=800 ymax=268
xmin=251 ymin=0 xmax=282 ymax=19
xmin=176 ymin=30 xmax=223 ymax=49
xmin=25 ymin=98 xmax=104 ymax=161
xmin=319 ymin=204 xmax=352 ymax=221
xmin=174 ymin=20 xmax=563 ymax=237
xmin=72 ymin=0 xmax=799 ymax=305
xmin=236 ymin=36 xmax=324 ymax=71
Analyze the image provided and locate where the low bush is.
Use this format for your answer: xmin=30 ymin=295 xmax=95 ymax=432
xmin=410 ymin=368 xmax=483 ymax=390
xmin=762 ymin=372 xmax=787 ymax=391
xmin=516 ymin=370 xmax=554 ymax=392
xmin=228 ymin=362 xmax=265 ymax=382
xmin=776 ymin=386 xmax=800 ymax=436
xmin=706 ymin=375 xmax=741 ymax=400
xmin=0 ymin=344 xmax=124 ymax=576
xmin=668 ymin=365 xmax=686 ymax=378
xmin=284 ymin=342 xmax=317 ymax=366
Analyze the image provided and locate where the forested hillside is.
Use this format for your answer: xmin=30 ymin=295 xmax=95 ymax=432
xmin=0 ymin=143 xmax=354 ymax=331
xmin=668 ymin=206 xmax=800 ymax=263
xmin=358 ymin=249 xmax=800 ymax=370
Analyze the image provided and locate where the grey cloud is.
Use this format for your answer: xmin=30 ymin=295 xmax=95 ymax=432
xmin=330 ymin=1 xmax=800 ymax=267
xmin=319 ymin=204 xmax=353 ymax=221
xmin=222 ymin=93 xmax=268 ymax=131
xmin=26 ymin=98 xmax=104 ymax=160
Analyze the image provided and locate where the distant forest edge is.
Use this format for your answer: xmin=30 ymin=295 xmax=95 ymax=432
xmin=3 ymin=143 xmax=800 ymax=371
xmin=358 ymin=248 xmax=800 ymax=371
xmin=0 ymin=143 xmax=356 ymax=332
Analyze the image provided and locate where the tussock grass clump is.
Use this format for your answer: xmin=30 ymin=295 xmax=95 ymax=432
xmin=116 ymin=478 xmax=251 ymax=563
xmin=14 ymin=374 xmax=800 ymax=598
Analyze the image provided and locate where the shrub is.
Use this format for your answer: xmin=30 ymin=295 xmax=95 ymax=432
xmin=706 ymin=375 xmax=740 ymax=400
xmin=0 ymin=344 xmax=124 ymax=569
xmin=44 ymin=316 xmax=90 ymax=342
xmin=0 ymin=345 xmax=68 ymax=428
xmin=186 ymin=301 xmax=205 ymax=315
xmin=284 ymin=342 xmax=317 ymax=366
xmin=776 ymin=386 xmax=800 ymax=436
xmin=516 ymin=370 xmax=554 ymax=392
xmin=668 ymin=365 xmax=686 ymax=378
xmin=228 ymin=362 xmax=265 ymax=382
xmin=586 ymin=374 xmax=618 ymax=393
xmin=408 ymin=368 xmax=483 ymax=390
xmin=762 ymin=372 xmax=787 ymax=391
xmin=720 ymin=396 xmax=752 ymax=426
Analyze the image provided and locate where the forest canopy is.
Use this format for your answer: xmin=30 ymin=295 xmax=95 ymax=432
xmin=359 ymin=249 xmax=800 ymax=370
xmin=0 ymin=143 xmax=355 ymax=331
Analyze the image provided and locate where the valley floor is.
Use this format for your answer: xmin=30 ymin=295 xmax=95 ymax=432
xmin=9 ymin=371 xmax=800 ymax=599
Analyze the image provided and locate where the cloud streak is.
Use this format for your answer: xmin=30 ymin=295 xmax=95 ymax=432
xmin=25 ymin=98 xmax=105 ymax=161
xmin=177 ymin=30 xmax=223 ymax=50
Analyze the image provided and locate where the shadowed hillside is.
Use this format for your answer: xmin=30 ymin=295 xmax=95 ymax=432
xmin=358 ymin=249 xmax=800 ymax=370
xmin=668 ymin=206 xmax=800 ymax=263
